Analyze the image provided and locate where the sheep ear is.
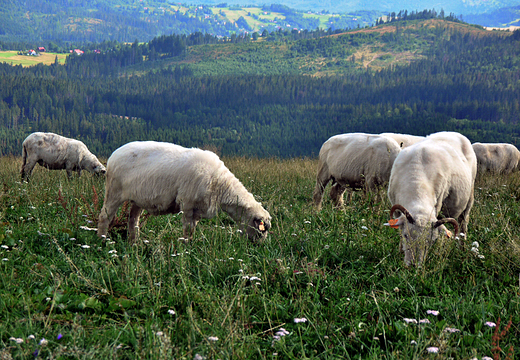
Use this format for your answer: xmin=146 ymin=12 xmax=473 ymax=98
xmin=445 ymin=229 xmax=452 ymax=238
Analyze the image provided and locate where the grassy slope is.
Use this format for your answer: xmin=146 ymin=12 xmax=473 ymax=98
xmin=0 ymin=156 xmax=518 ymax=358
xmin=143 ymin=19 xmax=510 ymax=77
xmin=0 ymin=51 xmax=67 ymax=67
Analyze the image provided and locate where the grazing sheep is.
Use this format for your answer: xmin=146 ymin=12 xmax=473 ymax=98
xmin=380 ymin=133 xmax=425 ymax=148
xmin=21 ymin=132 xmax=106 ymax=181
xmin=97 ymin=141 xmax=271 ymax=242
xmin=472 ymin=142 xmax=520 ymax=175
xmin=313 ymin=133 xmax=401 ymax=210
xmin=387 ymin=131 xmax=477 ymax=266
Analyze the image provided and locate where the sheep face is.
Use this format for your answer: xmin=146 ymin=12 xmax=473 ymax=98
xmin=394 ymin=217 xmax=446 ymax=266
xmin=246 ymin=214 xmax=271 ymax=241
xmin=93 ymin=164 xmax=107 ymax=176
xmin=80 ymin=155 xmax=106 ymax=176
xmin=389 ymin=205 xmax=458 ymax=267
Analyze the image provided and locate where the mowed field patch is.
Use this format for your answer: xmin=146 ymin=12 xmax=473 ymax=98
xmin=0 ymin=51 xmax=68 ymax=66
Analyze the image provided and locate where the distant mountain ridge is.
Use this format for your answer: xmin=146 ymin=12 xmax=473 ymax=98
xmin=464 ymin=5 xmax=520 ymax=27
xmin=185 ymin=0 xmax=520 ymax=18
xmin=0 ymin=0 xmax=518 ymax=47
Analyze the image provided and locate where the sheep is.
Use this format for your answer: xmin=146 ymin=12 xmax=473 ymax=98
xmin=21 ymin=132 xmax=106 ymax=181
xmin=387 ymin=131 xmax=477 ymax=266
xmin=97 ymin=141 xmax=271 ymax=242
xmin=472 ymin=142 xmax=520 ymax=175
xmin=380 ymin=133 xmax=425 ymax=148
xmin=313 ymin=133 xmax=402 ymax=210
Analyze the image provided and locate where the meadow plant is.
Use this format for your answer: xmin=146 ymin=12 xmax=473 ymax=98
xmin=0 ymin=156 xmax=518 ymax=359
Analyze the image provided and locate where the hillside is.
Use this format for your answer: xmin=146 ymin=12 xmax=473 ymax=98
xmin=186 ymin=0 xmax=520 ymax=17
xmin=0 ymin=0 xmax=381 ymax=46
xmin=2 ymin=0 xmax=519 ymax=48
xmin=465 ymin=5 xmax=520 ymax=27
xmin=128 ymin=18 xmax=503 ymax=76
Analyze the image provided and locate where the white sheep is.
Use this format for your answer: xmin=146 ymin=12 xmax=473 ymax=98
xmin=387 ymin=131 xmax=477 ymax=266
xmin=472 ymin=142 xmax=520 ymax=175
xmin=97 ymin=141 xmax=271 ymax=242
xmin=313 ymin=133 xmax=401 ymax=210
xmin=21 ymin=132 xmax=106 ymax=181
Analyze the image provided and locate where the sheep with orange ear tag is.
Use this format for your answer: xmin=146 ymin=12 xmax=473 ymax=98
xmin=385 ymin=131 xmax=475 ymax=266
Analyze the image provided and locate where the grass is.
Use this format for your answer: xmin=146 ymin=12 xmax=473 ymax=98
xmin=0 ymin=155 xmax=519 ymax=359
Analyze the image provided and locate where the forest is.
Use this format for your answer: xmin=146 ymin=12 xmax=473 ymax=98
xmin=1 ymin=16 xmax=520 ymax=158
xmin=0 ymin=0 xmax=380 ymax=48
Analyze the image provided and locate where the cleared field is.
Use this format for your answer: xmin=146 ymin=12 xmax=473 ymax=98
xmin=0 ymin=51 xmax=68 ymax=67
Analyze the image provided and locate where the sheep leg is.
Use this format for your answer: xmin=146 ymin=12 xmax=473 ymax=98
xmin=20 ymin=157 xmax=37 ymax=182
xmin=127 ymin=203 xmax=143 ymax=243
xmin=457 ymin=190 xmax=474 ymax=242
xmin=97 ymin=197 xmax=123 ymax=239
xmin=330 ymin=183 xmax=347 ymax=209
xmin=182 ymin=208 xmax=201 ymax=239
xmin=65 ymin=164 xmax=74 ymax=179
xmin=312 ymin=162 xmax=331 ymax=210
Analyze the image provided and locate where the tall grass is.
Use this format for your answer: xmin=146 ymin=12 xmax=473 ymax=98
xmin=0 ymin=156 xmax=518 ymax=359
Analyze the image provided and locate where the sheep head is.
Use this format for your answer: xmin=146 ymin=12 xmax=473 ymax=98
xmin=389 ymin=204 xmax=459 ymax=266
xmin=245 ymin=208 xmax=271 ymax=241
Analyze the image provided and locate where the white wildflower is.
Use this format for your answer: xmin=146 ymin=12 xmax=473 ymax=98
xmin=444 ymin=327 xmax=461 ymax=333
xmin=9 ymin=337 xmax=24 ymax=344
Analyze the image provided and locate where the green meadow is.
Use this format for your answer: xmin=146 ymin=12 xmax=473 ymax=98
xmin=0 ymin=156 xmax=518 ymax=359
xmin=0 ymin=51 xmax=67 ymax=67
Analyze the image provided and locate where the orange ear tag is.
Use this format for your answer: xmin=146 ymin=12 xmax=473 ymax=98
xmin=388 ymin=219 xmax=399 ymax=229
xmin=445 ymin=229 xmax=452 ymax=238
xmin=258 ymin=220 xmax=265 ymax=231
